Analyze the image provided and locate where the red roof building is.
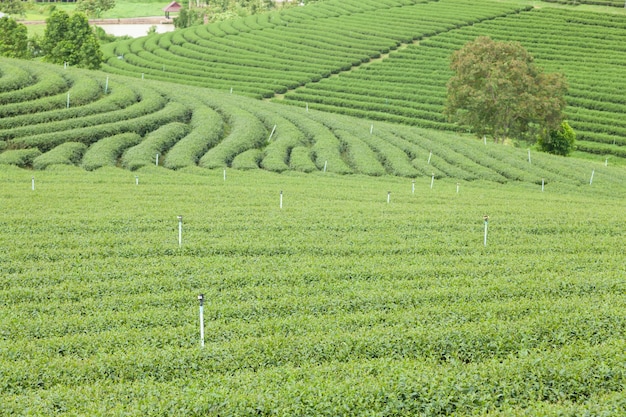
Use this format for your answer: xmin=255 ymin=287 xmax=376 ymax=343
xmin=163 ymin=1 xmax=181 ymax=19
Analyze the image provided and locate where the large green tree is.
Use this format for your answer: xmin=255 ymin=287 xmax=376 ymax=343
xmin=41 ymin=10 xmax=103 ymax=69
xmin=76 ymin=0 xmax=116 ymax=18
xmin=0 ymin=0 xmax=25 ymax=16
xmin=0 ymin=16 xmax=30 ymax=58
xmin=445 ymin=36 xmax=567 ymax=144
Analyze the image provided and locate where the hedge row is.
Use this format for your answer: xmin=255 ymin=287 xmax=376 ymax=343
xmin=1 ymin=85 xmax=166 ymax=141
xmin=10 ymin=101 xmax=189 ymax=152
xmin=122 ymin=122 xmax=190 ymax=170
xmin=199 ymin=105 xmax=266 ymax=169
xmin=32 ymin=142 xmax=87 ymax=170
xmin=164 ymin=105 xmax=224 ymax=170
xmin=81 ymin=132 xmax=143 ymax=171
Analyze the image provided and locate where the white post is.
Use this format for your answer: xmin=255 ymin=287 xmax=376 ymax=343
xmin=387 ymin=191 xmax=391 ymax=204
xmin=605 ymin=158 xmax=608 ymax=167
xmin=456 ymin=182 xmax=460 ymax=194
xmin=430 ymin=173 xmax=434 ymax=189
xmin=31 ymin=177 xmax=35 ymax=191
xmin=590 ymin=169 xmax=595 ymax=185
xmin=528 ymin=149 xmax=531 ymax=164
xmin=155 ymin=153 xmax=159 ymax=166
xmin=412 ymin=180 xmax=415 ymax=194
xmin=483 ymin=135 xmax=487 ymax=145
xmin=323 ymin=160 xmax=327 ymax=172
xmin=370 ymin=124 xmax=373 ymax=135
xmin=223 ymin=168 xmax=226 ymax=181
xmin=306 ymin=102 xmax=309 ymax=112
xmin=141 ymin=73 xmax=144 ymax=80
xmin=483 ymin=215 xmax=489 ymax=247
xmin=177 ymin=215 xmax=183 ymax=247
xmin=280 ymin=191 xmax=283 ymax=209
xmin=135 ymin=175 xmax=139 ymax=185
xmin=541 ymin=178 xmax=544 ymax=192
xmin=105 ymin=76 xmax=109 ymax=94
xmin=198 ymin=294 xmax=205 ymax=348
xmin=64 ymin=61 xmax=67 ymax=69
xmin=427 ymin=151 xmax=432 ymax=165
xmin=268 ymin=124 xmax=277 ymax=142
xmin=66 ymin=93 xmax=70 ymax=109
xmin=230 ymin=87 xmax=233 ymax=94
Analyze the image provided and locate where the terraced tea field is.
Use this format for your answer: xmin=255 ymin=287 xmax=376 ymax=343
xmin=1 ymin=57 xmax=622 ymax=184
xmin=1 ymin=0 xmax=626 ymax=414
xmin=1 ymin=166 xmax=625 ymax=415
xmin=99 ymin=0 xmax=626 ymax=160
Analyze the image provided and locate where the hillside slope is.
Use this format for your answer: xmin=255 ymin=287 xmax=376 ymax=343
xmin=100 ymin=0 xmax=626 ymax=160
xmin=1 ymin=57 xmax=623 ymax=187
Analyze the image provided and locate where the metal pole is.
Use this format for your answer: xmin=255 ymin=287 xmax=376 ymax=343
xmin=456 ymin=182 xmax=459 ymax=194
xmin=156 ymin=153 xmax=159 ymax=166
xmin=428 ymin=151 xmax=432 ymax=165
xmin=198 ymin=294 xmax=205 ymax=347
xmin=135 ymin=175 xmax=139 ymax=185
xmin=105 ymin=76 xmax=109 ymax=94
xmin=280 ymin=191 xmax=283 ymax=209
xmin=541 ymin=178 xmax=544 ymax=192
xmin=528 ymin=149 xmax=531 ymax=164
xmin=483 ymin=215 xmax=489 ymax=247
xmin=387 ymin=191 xmax=391 ymax=204
xmin=590 ymin=169 xmax=595 ymax=185
xmin=412 ymin=180 xmax=415 ymax=194
xmin=430 ymin=173 xmax=434 ymax=189
xmin=31 ymin=177 xmax=35 ymax=191
xmin=177 ymin=215 xmax=183 ymax=247
xmin=268 ymin=125 xmax=277 ymax=142
xmin=323 ymin=160 xmax=327 ymax=172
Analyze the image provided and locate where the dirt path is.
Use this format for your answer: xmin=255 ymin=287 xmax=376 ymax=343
xmin=22 ymin=16 xmax=172 ymax=25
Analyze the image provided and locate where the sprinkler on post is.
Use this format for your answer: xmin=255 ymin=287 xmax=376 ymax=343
xmin=198 ymin=294 xmax=205 ymax=348
xmin=483 ymin=215 xmax=489 ymax=247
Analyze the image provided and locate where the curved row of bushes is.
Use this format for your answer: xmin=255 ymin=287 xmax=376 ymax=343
xmin=0 ymin=56 xmax=617 ymax=187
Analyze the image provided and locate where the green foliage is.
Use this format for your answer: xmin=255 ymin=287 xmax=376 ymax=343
xmin=445 ymin=36 xmax=568 ymax=144
xmin=0 ymin=0 xmax=25 ymax=16
xmin=42 ymin=11 xmax=103 ymax=69
xmin=0 ymin=148 xmax=40 ymax=166
xmin=32 ymin=142 xmax=88 ymax=170
xmin=538 ymin=121 xmax=576 ymax=156
xmin=0 ymin=168 xmax=626 ymax=414
xmin=82 ymin=132 xmax=142 ymax=170
xmin=0 ymin=17 xmax=30 ymax=59
xmin=121 ymin=122 xmax=190 ymax=170
xmin=173 ymin=3 xmax=205 ymax=29
xmin=76 ymin=0 xmax=116 ymax=18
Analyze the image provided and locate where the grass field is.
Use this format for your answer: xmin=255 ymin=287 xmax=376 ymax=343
xmin=0 ymin=165 xmax=625 ymax=415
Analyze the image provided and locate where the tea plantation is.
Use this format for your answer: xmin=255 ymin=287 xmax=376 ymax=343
xmin=1 ymin=165 xmax=625 ymax=415
xmin=1 ymin=0 xmax=625 ymax=415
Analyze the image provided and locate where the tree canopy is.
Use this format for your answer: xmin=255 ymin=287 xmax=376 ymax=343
xmin=0 ymin=17 xmax=30 ymax=59
xmin=0 ymin=0 xmax=25 ymax=16
xmin=41 ymin=11 xmax=103 ymax=69
xmin=537 ymin=121 xmax=576 ymax=156
xmin=76 ymin=0 xmax=116 ymax=18
xmin=444 ymin=36 xmax=568 ymax=144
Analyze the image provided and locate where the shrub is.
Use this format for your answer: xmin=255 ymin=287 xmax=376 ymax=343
xmin=32 ymin=142 xmax=87 ymax=170
xmin=538 ymin=121 xmax=576 ymax=156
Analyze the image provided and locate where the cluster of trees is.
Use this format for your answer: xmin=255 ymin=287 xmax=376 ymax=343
xmin=174 ymin=0 xmax=295 ymax=28
xmin=0 ymin=11 xmax=102 ymax=69
xmin=445 ymin=36 xmax=575 ymax=155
